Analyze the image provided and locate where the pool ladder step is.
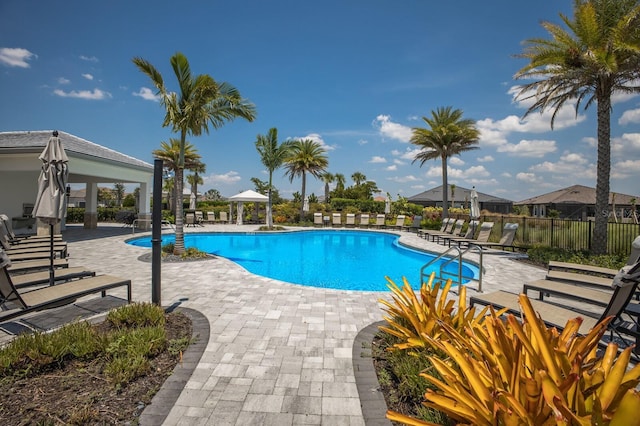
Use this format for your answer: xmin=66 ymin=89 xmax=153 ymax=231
xmin=420 ymin=245 xmax=483 ymax=292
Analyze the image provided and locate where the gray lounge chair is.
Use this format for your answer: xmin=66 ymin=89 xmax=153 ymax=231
xmin=433 ymin=219 xmax=466 ymax=244
xmin=0 ymin=214 xmax=62 ymax=244
xmin=470 ymin=261 xmax=640 ymax=348
xmin=418 ymin=217 xmax=454 ymax=240
xmin=0 ymin=249 xmax=132 ymax=323
xmin=391 ymin=215 xmax=406 ymax=231
xmin=372 ymin=214 xmax=386 ymax=228
xmin=7 ymin=258 xmax=69 ymax=274
xmin=444 ymin=221 xmax=495 ymax=247
xmin=11 ymin=266 xmax=96 ymax=288
xmin=405 ymin=215 xmax=423 ymax=233
xmin=345 ymin=213 xmax=356 ymax=227
xmin=332 ymin=213 xmax=342 ymax=227
xmin=358 ymin=214 xmax=370 ymax=228
xmin=471 ymin=223 xmax=519 ymax=251
xmin=313 ymin=212 xmax=323 ymax=227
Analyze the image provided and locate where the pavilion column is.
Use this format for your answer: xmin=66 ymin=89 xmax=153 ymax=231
xmin=84 ymin=182 xmax=98 ymax=229
xmin=136 ymin=180 xmax=152 ymax=230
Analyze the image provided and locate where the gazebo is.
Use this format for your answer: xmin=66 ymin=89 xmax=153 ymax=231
xmin=228 ymin=190 xmax=269 ymax=225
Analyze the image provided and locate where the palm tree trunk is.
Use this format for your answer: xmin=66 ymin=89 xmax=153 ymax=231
xmin=441 ymin=156 xmax=449 ymax=219
xmin=593 ymin=85 xmax=612 ymax=255
xmin=300 ymin=172 xmax=306 ymax=222
xmin=174 ymin=166 xmax=185 ymax=254
xmin=267 ymin=188 xmax=273 ymax=228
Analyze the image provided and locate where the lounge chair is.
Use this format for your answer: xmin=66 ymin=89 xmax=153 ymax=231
xmin=444 ymin=221 xmax=495 ymax=248
xmin=345 ymin=213 xmax=356 ymax=227
xmin=219 ymin=211 xmax=228 ymax=223
xmin=185 ymin=212 xmax=197 ymax=227
xmin=194 ymin=211 xmax=205 ymax=226
xmin=548 ymin=261 xmax=618 ymax=278
xmin=358 ymin=214 xmax=370 ymax=228
xmin=471 ymin=223 xmax=519 ymax=251
xmin=203 ymin=211 xmax=215 ymax=224
xmin=418 ymin=217 xmax=454 ymax=240
xmin=0 ymin=214 xmax=62 ymax=244
xmin=0 ymin=249 xmax=132 ymax=323
xmin=313 ymin=212 xmax=323 ymax=227
xmin=4 ymin=250 xmax=66 ymax=262
xmin=391 ymin=215 xmax=406 ymax=231
xmin=0 ymin=222 xmax=67 ymax=255
xmin=405 ymin=215 xmax=422 ymax=233
xmin=470 ymin=260 xmax=640 ymax=347
xmin=332 ymin=213 xmax=342 ymax=227
xmin=372 ymin=214 xmax=386 ymax=229
xmin=6 ymin=258 xmax=69 ymax=274
xmin=11 ymin=266 xmax=96 ymax=289
xmin=432 ymin=219 xmax=466 ymax=244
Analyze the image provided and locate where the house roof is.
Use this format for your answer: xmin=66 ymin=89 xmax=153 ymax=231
xmin=515 ymin=185 xmax=638 ymax=205
xmin=0 ymin=130 xmax=153 ymax=171
xmin=408 ymin=185 xmax=512 ymax=204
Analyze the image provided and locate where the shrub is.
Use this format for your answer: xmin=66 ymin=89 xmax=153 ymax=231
xmin=386 ymin=294 xmax=640 ymax=425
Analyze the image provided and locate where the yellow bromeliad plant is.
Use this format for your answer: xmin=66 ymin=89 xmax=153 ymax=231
xmin=387 ymin=294 xmax=640 ymax=425
xmin=378 ymin=273 xmax=494 ymax=352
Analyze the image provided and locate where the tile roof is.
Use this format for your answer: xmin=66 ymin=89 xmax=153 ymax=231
xmin=0 ymin=130 xmax=153 ymax=171
xmin=515 ymin=184 xmax=638 ymax=205
xmin=408 ymin=185 xmax=512 ymax=204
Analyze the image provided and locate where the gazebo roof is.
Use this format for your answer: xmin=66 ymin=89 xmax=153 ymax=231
xmin=228 ymin=190 xmax=268 ymax=202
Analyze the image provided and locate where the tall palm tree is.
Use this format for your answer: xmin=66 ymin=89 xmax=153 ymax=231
xmin=321 ymin=172 xmax=334 ymax=202
xmin=283 ymin=139 xmax=329 ymax=221
xmin=410 ymin=106 xmax=480 ymax=218
xmin=187 ymin=161 xmax=206 ymax=207
xmin=514 ymin=0 xmax=640 ymax=254
xmin=254 ymin=128 xmax=292 ymax=228
xmin=351 ymin=171 xmax=367 ymax=186
xmin=133 ymin=52 xmax=256 ymax=254
xmin=152 ymin=138 xmax=202 ymax=216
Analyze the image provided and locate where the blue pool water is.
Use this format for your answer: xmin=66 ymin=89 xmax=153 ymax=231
xmin=127 ymin=230 xmax=479 ymax=292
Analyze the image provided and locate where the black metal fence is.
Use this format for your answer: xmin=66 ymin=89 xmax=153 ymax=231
xmin=452 ymin=214 xmax=640 ymax=255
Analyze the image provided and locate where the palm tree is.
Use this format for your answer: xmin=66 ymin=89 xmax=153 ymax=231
xmin=152 ymin=138 xmax=202 ymax=216
xmin=187 ymin=161 xmax=206 ymax=207
xmin=283 ymin=139 xmax=329 ymax=221
xmin=514 ymin=0 xmax=640 ymax=254
xmin=133 ymin=52 xmax=256 ymax=254
xmin=163 ymin=177 xmax=174 ymax=213
xmin=205 ymin=188 xmax=221 ymax=201
xmin=351 ymin=171 xmax=367 ymax=186
xmin=113 ymin=183 xmax=125 ymax=207
xmin=254 ymin=128 xmax=292 ymax=228
xmin=333 ymin=173 xmax=346 ymax=198
xmin=321 ymin=172 xmax=334 ymax=203
xmin=410 ymin=106 xmax=480 ymax=218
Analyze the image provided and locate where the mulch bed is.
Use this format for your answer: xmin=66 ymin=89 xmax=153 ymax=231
xmin=0 ymin=312 xmax=192 ymax=425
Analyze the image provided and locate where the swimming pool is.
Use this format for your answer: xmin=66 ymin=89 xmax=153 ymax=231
xmin=127 ymin=230 xmax=479 ymax=292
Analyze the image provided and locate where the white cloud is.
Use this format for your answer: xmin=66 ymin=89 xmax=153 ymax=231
xmin=133 ymin=87 xmax=160 ymax=101
xmin=425 ymin=165 xmax=490 ymax=179
xmin=393 ymin=159 xmax=406 ymax=166
xmin=612 ymin=159 xmax=640 ymax=179
xmin=619 ymin=108 xmax=640 ymax=125
xmin=385 ymin=165 xmax=397 ymax=171
xmin=516 ymin=172 xmax=540 ymax=183
xmin=497 ymin=139 xmax=557 ymax=157
xmin=80 ymin=55 xmax=99 ymax=62
xmin=205 ymin=171 xmax=241 ymax=185
xmin=477 ymin=86 xmax=586 ymax=148
xmin=391 ymin=147 xmax=422 ymax=161
xmin=82 ymin=73 xmax=94 ymax=80
xmin=358 ymin=139 xmax=368 ymax=145
xmin=369 ymin=156 xmax=386 ymax=163
xmin=0 ymin=47 xmax=36 ymax=68
xmin=611 ymin=133 xmax=640 ymax=158
xmin=388 ymin=175 xmax=419 ymax=183
xmin=58 ymin=77 xmax=70 ymax=85
xmin=477 ymin=155 xmax=494 ymax=162
xmin=501 ymin=172 xmax=512 ymax=178
xmin=299 ymin=133 xmax=337 ymax=151
xmin=373 ymin=115 xmax=412 ymax=142
xmin=53 ymin=88 xmax=111 ymax=100
xmin=449 ymin=157 xmax=465 ymax=166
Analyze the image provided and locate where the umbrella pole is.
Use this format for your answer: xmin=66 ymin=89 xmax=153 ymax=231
xmin=49 ymin=223 xmax=55 ymax=286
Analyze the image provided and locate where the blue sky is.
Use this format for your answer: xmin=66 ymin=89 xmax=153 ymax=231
xmin=1 ymin=0 xmax=639 ymax=202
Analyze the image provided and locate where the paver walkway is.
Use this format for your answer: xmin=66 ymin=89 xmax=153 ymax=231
xmin=1 ymin=223 xmax=547 ymax=425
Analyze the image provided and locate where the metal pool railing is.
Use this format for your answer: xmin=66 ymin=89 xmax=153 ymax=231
xmin=420 ymin=245 xmax=484 ymax=292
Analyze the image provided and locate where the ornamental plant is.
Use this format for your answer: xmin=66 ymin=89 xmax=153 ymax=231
xmin=386 ymin=294 xmax=640 ymax=425
xmin=378 ymin=273 xmax=494 ymax=352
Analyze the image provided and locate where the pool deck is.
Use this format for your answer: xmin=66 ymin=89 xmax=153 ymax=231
xmin=1 ymin=223 xmax=547 ymax=425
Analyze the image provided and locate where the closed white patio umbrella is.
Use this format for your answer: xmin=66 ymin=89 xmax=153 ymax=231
xmin=32 ymin=131 xmax=69 ymax=285
xmin=469 ymin=186 xmax=480 ymax=235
